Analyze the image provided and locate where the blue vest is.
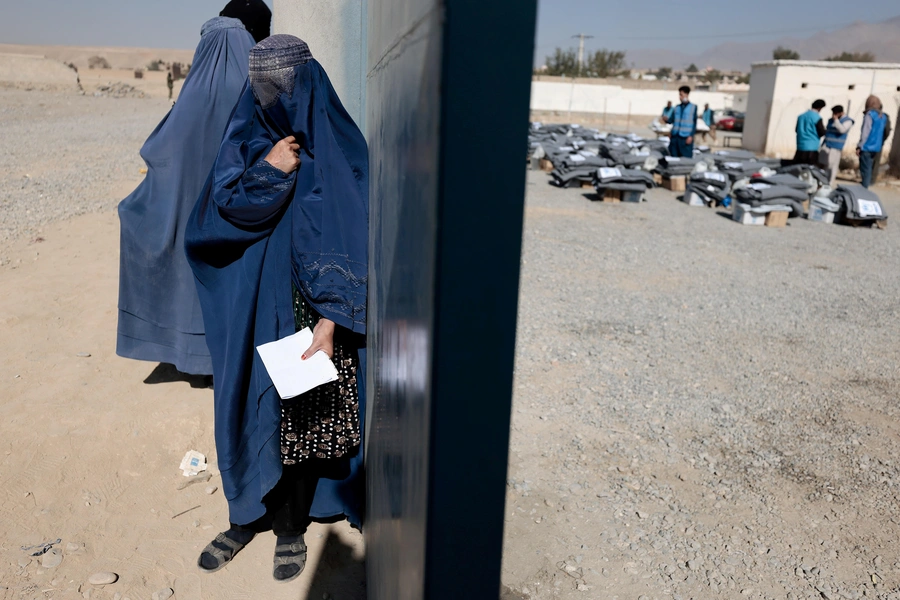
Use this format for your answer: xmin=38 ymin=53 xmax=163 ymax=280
xmin=663 ymin=106 xmax=675 ymax=122
xmin=796 ymin=110 xmax=822 ymax=152
xmin=672 ymin=102 xmax=696 ymax=138
xmin=824 ymin=116 xmax=853 ymax=150
xmin=702 ymin=108 xmax=713 ymax=126
xmin=861 ymin=110 xmax=887 ymax=152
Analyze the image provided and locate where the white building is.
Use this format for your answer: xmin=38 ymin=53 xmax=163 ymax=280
xmin=743 ymin=60 xmax=900 ymax=159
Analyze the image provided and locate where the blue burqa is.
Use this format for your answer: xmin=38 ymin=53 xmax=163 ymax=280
xmin=184 ymin=36 xmax=368 ymax=527
xmin=117 ymin=17 xmax=255 ymax=375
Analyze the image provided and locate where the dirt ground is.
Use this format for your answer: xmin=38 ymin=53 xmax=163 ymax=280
xmin=0 ymin=206 xmax=366 ymax=599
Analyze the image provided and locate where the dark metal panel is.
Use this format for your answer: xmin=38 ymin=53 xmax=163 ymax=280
xmin=366 ymin=0 xmax=536 ymax=596
xmin=365 ymin=1 xmax=443 ymax=598
xmin=424 ymin=0 xmax=537 ymax=597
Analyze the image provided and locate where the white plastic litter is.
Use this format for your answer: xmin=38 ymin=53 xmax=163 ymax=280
xmin=179 ymin=451 xmax=207 ymax=477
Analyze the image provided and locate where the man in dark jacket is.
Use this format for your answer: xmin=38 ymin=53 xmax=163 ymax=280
xmin=221 ymin=0 xmax=272 ymax=43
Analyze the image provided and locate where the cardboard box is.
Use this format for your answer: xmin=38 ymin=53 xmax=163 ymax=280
xmin=732 ymin=203 xmax=765 ymax=226
xmin=540 ymin=158 xmax=554 ymax=172
xmin=808 ymin=205 xmax=835 ymax=224
xmin=684 ymin=191 xmax=706 ymax=207
xmin=801 ymin=199 xmax=810 ymax=213
xmin=600 ymin=189 xmax=621 ymax=203
xmin=622 ymin=190 xmax=643 ymax=203
xmin=653 ymin=173 xmax=663 ymax=186
xmin=663 ymin=176 xmax=686 ymax=192
xmin=764 ymin=210 xmax=789 ymax=228
xmin=581 ymin=180 xmax=594 ymax=189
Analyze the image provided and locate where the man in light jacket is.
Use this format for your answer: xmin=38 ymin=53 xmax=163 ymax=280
xmin=819 ymin=105 xmax=854 ymax=188
xmin=857 ymin=95 xmax=892 ymax=188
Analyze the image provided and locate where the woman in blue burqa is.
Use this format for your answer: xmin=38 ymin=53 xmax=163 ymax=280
xmin=116 ymin=17 xmax=254 ymax=377
xmin=184 ymin=35 xmax=368 ymax=582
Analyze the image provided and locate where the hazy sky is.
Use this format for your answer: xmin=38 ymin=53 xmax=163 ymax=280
xmin=0 ymin=0 xmax=897 ymax=54
xmin=534 ymin=0 xmax=900 ymax=60
xmin=0 ymin=0 xmax=273 ymax=49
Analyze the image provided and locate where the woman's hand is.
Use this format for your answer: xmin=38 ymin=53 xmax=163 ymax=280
xmin=302 ymin=318 xmax=335 ymax=360
xmin=264 ymin=136 xmax=301 ymax=174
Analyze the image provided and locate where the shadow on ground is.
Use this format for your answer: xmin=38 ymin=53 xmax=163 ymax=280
xmin=143 ymin=362 xmax=213 ymax=389
xmin=305 ymin=531 xmax=366 ymax=599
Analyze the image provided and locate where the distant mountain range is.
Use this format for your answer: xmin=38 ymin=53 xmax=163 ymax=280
xmin=624 ymin=15 xmax=900 ymax=72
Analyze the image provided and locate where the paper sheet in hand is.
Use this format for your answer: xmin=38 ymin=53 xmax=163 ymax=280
xmin=256 ymin=328 xmax=339 ymax=400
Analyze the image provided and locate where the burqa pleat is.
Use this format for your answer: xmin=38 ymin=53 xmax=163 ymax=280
xmin=116 ymin=18 xmax=255 ymax=375
xmin=185 ymin=36 xmax=368 ymax=527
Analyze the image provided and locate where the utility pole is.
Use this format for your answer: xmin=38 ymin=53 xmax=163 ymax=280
xmin=572 ymin=33 xmax=594 ymax=76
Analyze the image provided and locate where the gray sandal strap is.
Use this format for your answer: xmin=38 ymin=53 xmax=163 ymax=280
xmin=198 ymin=532 xmax=250 ymax=572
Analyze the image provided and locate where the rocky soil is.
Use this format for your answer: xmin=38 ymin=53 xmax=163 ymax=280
xmin=0 ymin=88 xmax=168 ymax=249
xmin=501 ymin=169 xmax=900 ymax=600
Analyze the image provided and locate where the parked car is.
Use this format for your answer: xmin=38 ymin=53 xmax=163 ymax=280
xmin=717 ymin=111 xmax=745 ymax=132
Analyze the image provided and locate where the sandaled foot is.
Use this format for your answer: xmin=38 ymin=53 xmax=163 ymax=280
xmin=273 ymin=536 xmax=307 ymax=583
xmin=198 ymin=529 xmax=254 ymax=573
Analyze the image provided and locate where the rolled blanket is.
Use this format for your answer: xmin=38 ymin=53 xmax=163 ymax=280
xmin=831 ymin=185 xmax=887 ymax=221
xmin=594 ymin=166 xmax=656 ymax=188
xmin=750 ymin=174 xmax=810 ymax=193
xmin=734 ymin=183 xmax=807 ymax=217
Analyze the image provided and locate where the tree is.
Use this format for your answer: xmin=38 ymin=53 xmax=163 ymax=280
xmin=736 ymin=74 xmax=751 ymax=85
xmin=585 ymin=49 xmax=627 ymax=78
xmin=686 ymin=63 xmax=699 ymax=73
xmin=655 ymin=67 xmax=673 ymax=80
xmin=545 ymin=48 xmax=579 ymax=77
xmin=773 ymin=46 xmax=800 ymax=60
xmin=703 ymin=69 xmax=723 ymax=85
xmin=544 ymin=47 xmax=627 ymax=78
xmin=823 ymin=51 xmax=875 ymax=62
xmin=147 ymin=59 xmax=165 ymax=72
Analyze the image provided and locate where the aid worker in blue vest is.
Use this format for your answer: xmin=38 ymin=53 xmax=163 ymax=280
xmin=857 ymin=95 xmax=892 ymax=188
xmin=668 ymin=86 xmax=697 ymax=158
xmin=818 ymin=105 xmax=854 ymax=188
xmin=794 ymin=99 xmax=827 ymax=166
xmin=661 ymin=101 xmax=675 ymax=124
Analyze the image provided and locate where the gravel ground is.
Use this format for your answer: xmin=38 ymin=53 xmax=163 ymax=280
xmin=0 ymin=88 xmax=169 ymax=248
xmin=6 ymin=88 xmax=900 ymax=600
xmin=502 ymin=170 xmax=900 ymax=600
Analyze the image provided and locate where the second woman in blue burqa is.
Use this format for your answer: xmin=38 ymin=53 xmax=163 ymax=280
xmin=185 ymin=35 xmax=368 ymax=583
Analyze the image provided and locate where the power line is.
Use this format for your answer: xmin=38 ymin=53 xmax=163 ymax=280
xmin=572 ymin=33 xmax=594 ymax=75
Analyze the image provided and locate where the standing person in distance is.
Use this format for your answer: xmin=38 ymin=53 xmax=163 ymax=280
xmin=668 ymin=86 xmax=697 ymax=158
xmin=857 ymin=95 xmax=891 ymax=188
xmin=819 ymin=105 xmax=854 ymax=189
xmin=661 ymin=100 xmax=675 ymax=124
xmin=794 ymin=99 xmax=826 ymax=166
xmin=701 ymin=103 xmax=717 ymax=143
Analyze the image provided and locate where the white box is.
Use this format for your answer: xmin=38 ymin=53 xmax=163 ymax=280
xmin=622 ymin=190 xmax=644 ymax=203
xmin=808 ymin=205 xmax=835 ymax=224
xmin=684 ymin=191 xmax=707 ymax=206
xmin=733 ymin=203 xmax=766 ymax=226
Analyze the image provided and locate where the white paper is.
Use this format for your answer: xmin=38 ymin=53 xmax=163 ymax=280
xmin=256 ymin=328 xmax=339 ymax=400
xmin=702 ymin=172 xmax=726 ymax=182
xmin=666 ymin=157 xmax=681 ymax=162
xmin=598 ymin=167 xmax=622 ymax=179
xmin=857 ymin=199 xmax=883 ymax=217
xmin=179 ymin=450 xmax=207 ymax=477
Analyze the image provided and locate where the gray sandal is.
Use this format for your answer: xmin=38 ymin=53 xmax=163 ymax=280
xmin=273 ymin=539 xmax=307 ymax=583
xmin=198 ymin=532 xmax=253 ymax=573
